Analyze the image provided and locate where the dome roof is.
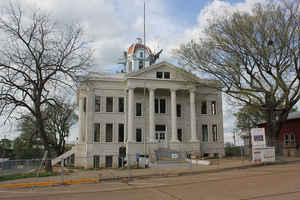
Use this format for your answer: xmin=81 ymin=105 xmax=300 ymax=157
xmin=127 ymin=43 xmax=153 ymax=56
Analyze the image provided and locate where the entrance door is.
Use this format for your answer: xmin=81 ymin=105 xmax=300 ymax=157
xmin=155 ymin=124 xmax=167 ymax=147
xmin=93 ymin=155 xmax=100 ymax=169
xmin=118 ymin=146 xmax=126 ymax=168
xmin=105 ymin=156 xmax=113 ymax=168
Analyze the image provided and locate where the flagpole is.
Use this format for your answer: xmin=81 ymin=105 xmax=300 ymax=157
xmin=143 ymin=0 xmax=147 ymax=157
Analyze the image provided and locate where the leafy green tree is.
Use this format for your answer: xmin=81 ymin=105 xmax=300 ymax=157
xmin=234 ymin=106 xmax=265 ymax=134
xmin=44 ymin=101 xmax=78 ymax=156
xmin=0 ymin=138 xmax=14 ymax=158
xmin=176 ymin=1 xmax=300 ymax=149
xmin=17 ymin=101 xmax=78 ymax=158
xmin=14 ymin=132 xmax=44 ymax=159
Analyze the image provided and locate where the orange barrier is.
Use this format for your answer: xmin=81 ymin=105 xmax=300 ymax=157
xmin=0 ymin=178 xmax=100 ymax=189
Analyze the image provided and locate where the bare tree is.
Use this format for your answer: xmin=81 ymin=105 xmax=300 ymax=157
xmin=175 ymin=1 xmax=300 ymax=150
xmin=0 ymin=3 xmax=93 ymax=170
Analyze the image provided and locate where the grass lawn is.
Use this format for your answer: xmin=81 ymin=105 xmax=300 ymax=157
xmin=0 ymin=171 xmax=57 ymax=182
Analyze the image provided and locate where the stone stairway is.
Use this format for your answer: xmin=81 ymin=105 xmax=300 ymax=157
xmin=154 ymin=148 xmax=186 ymax=161
xmin=51 ymin=147 xmax=75 ymax=166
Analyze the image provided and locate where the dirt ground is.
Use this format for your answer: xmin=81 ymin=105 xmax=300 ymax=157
xmin=1 ymin=161 xmax=300 ymax=200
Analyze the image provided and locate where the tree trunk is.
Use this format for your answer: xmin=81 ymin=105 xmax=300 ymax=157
xmin=266 ymin=119 xmax=282 ymax=154
xmin=36 ymin=111 xmax=53 ymax=172
xmin=248 ymin=130 xmax=252 ymax=160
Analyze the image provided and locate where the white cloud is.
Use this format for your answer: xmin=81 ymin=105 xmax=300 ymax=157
xmin=0 ymin=0 xmax=268 ymax=71
xmin=0 ymin=0 xmax=272 ymax=140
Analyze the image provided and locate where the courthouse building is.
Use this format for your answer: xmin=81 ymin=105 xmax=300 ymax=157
xmin=74 ymin=38 xmax=225 ymax=168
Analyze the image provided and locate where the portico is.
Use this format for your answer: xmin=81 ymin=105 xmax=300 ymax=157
xmin=126 ymin=83 xmax=199 ymax=145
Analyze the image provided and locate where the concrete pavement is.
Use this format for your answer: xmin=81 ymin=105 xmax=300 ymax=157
xmin=1 ymin=162 xmax=300 ymax=200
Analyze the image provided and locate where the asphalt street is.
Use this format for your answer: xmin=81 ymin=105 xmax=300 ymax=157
xmin=1 ymin=162 xmax=300 ymax=200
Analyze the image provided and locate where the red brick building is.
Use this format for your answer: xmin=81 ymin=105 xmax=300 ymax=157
xmin=259 ymin=112 xmax=300 ymax=154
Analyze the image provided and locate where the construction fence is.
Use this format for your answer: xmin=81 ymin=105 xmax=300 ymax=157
xmin=1 ymin=149 xmax=300 ymax=187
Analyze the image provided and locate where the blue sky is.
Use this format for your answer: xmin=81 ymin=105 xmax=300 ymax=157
xmin=0 ymin=0 xmax=269 ymax=143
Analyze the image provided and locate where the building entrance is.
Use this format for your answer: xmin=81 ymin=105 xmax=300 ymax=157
xmin=105 ymin=155 xmax=113 ymax=168
xmin=155 ymin=124 xmax=167 ymax=147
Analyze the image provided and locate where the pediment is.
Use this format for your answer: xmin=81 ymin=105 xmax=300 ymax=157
xmin=126 ymin=61 xmax=200 ymax=82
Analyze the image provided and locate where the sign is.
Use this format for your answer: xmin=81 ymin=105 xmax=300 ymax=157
xmin=136 ymin=153 xmax=140 ymax=159
xmin=252 ymin=147 xmax=275 ymax=163
xmin=262 ymin=147 xmax=275 ymax=162
xmin=252 ymin=150 xmax=262 ymax=163
xmin=251 ymin=128 xmax=266 ymax=148
xmin=171 ymin=153 xmax=178 ymax=159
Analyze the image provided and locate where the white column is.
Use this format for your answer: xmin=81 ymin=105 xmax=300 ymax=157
xmin=127 ymin=88 xmax=134 ymax=142
xmin=149 ymin=88 xmax=155 ymax=142
xmin=86 ymin=91 xmax=93 ymax=144
xmin=190 ymin=89 xmax=198 ymax=142
xmin=78 ymin=96 xmax=84 ymax=143
xmin=171 ymin=89 xmax=179 ymax=143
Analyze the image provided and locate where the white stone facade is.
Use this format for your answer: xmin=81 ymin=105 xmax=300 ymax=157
xmin=75 ymin=61 xmax=225 ymax=168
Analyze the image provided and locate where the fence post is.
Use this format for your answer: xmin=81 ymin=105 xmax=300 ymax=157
xmin=33 ymin=151 xmax=48 ymax=189
xmin=189 ymin=157 xmax=193 ymax=173
xmin=127 ymin=155 xmax=131 ymax=181
xmin=61 ymin=158 xmax=64 ymax=184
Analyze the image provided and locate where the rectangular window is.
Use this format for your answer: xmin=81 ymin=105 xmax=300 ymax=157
xmin=136 ymin=103 xmax=142 ymax=116
xmin=105 ymin=123 xmax=113 ymax=142
xmin=95 ymin=96 xmax=101 ymax=112
xmin=136 ymin=128 xmax=142 ymax=142
xmin=155 ymin=124 xmax=166 ymax=131
xmin=118 ymin=97 xmax=124 ymax=112
xmin=155 ymin=133 xmax=159 ymax=140
xmin=212 ymin=124 xmax=218 ymax=142
xmin=201 ymin=101 xmax=207 ymax=114
xmin=118 ymin=124 xmax=124 ymax=142
xmin=94 ymin=123 xmax=100 ymax=142
xmin=211 ymin=101 xmax=216 ymax=115
xmin=83 ymin=97 xmax=86 ymax=112
xmin=106 ymin=97 xmax=113 ymax=112
xmin=93 ymin=155 xmax=100 ymax=169
xmin=160 ymin=99 xmax=166 ymax=113
xmin=177 ymin=128 xmax=182 ymax=142
xmin=177 ymin=104 xmax=181 ymax=117
xmin=159 ymin=133 xmax=165 ymax=140
xmin=155 ymin=125 xmax=166 ymax=141
xmin=155 ymin=98 xmax=159 ymax=113
xmin=156 ymin=72 xmax=163 ymax=78
xmin=202 ymin=124 xmax=208 ymax=142
xmin=105 ymin=156 xmax=113 ymax=168
xmin=164 ymin=72 xmax=170 ymax=79
xmin=291 ymin=134 xmax=295 ymax=144
xmin=140 ymin=52 xmax=143 ymax=58
xmin=285 ymin=135 xmax=289 ymax=145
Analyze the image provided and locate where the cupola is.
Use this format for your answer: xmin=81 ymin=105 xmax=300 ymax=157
xmin=123 ymin=38 xmax=163 ymax=73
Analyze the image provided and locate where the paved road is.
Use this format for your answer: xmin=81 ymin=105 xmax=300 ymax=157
xmin=1 ymin=162 xmax=300 ymax=200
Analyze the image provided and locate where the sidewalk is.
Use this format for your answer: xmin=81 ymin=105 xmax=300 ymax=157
xmin=1 ymin=157 xmax=300 ymax=187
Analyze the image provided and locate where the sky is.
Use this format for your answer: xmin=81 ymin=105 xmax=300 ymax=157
xmin=0 ymin=0 xmax=273 ymax=144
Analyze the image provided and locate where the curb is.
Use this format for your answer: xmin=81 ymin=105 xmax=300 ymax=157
xmin=1 ymin=159 xmax=299 ymax=189
xmin=0 ymin=178 xmax=100 ymax=189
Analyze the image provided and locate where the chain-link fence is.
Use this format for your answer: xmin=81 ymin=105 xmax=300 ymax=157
xmin=1 ymin=147 xmax=300 ymax=187
xmin=0 ymin=159 xmax=45 ymax=175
